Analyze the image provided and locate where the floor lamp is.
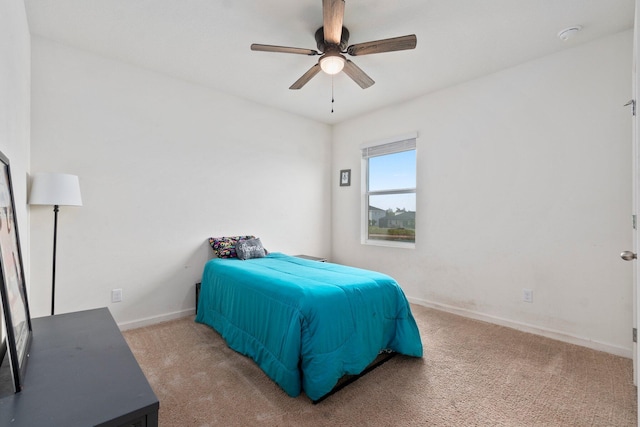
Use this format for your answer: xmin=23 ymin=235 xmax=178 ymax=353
xmin=28 ymin=173 xmax=83 ymax=315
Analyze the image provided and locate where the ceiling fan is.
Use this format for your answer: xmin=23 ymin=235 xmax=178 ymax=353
xmin=250 ymin=0 xmax=417 ymax=90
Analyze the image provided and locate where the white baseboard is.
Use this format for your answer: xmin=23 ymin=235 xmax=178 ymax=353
xmin=117 ymin=308 xmax=195 ymax=331
xmin=408 ymin=297 xmax=632 ymax=359
xmin=116 ymin=299 xmax=632 ymax=359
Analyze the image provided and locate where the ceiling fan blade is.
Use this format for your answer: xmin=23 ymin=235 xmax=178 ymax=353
xmin=323 ymin=0 xmax=345 ymax=45
xmin=289 ymin=64 xmax=322 ymax=90
xmin=251 ymin=44 xmax=319 ymax=56
xmin=343 ymin=60 xmax=375 ymax=89
xmin=347 ymin=34 xmax=417 ymax=56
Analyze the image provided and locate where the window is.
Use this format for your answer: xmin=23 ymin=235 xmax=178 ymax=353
xmin=362 ymin=134 xmax=416 ymax=247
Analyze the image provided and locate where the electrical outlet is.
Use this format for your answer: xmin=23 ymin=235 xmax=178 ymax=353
xmin=111 ymin=288 xmax=123 ymax=303
xmin=522 ymin=288 xmax=533 ymax=303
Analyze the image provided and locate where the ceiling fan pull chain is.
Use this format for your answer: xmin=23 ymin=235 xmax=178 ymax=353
xmin=331 ymin=75 xmax=335 ymax=113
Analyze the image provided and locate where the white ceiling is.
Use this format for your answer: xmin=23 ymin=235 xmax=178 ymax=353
xmin=24 ymin=0 xmax=635 ymax=125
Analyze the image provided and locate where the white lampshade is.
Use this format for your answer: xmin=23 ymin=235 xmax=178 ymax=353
xmin=29 ymin=173 xmax=83 ymax=206
xmin=320 ymin=55 xmax=345 ymax=75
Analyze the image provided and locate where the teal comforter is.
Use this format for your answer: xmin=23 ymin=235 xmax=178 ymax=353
xmin=195 ymin=253 xmax=423 ymax=401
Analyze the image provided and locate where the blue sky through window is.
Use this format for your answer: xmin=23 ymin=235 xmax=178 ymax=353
xmin=368 ymin=150 xmax=416 ymax=211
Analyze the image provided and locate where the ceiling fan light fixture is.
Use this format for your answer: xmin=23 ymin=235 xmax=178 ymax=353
xmin=320 ymin=54 xmax=345 ymax=75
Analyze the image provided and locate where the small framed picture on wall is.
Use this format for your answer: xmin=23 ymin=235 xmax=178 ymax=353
xmin=340 ymin=169 xmax=351 ymax=187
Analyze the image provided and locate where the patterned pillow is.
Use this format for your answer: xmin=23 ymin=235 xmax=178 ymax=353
xmin=209 ymin=235 xmax=255 ymax=258
xmin=236 ymin=238 xmax=267 ymax=260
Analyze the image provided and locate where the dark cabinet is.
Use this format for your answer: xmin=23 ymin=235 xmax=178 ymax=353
xmin=0 ymin=308 xmax=159 ymax=427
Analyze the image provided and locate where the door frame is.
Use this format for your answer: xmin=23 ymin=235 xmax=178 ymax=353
xmin=633 ymin=2 xmax=639 ymax=419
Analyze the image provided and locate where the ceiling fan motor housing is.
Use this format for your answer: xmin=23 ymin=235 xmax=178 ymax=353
xmin=315 ymin=26 xmax=350 ymax=52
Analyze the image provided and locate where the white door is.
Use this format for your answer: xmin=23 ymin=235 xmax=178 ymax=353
xmin=613 ymin=2 xmax=638 ymax=422
xmin=630 ymin=2 xmax=639 ymax=421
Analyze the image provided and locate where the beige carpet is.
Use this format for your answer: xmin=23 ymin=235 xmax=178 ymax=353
xmin=123 ymin=305 xmax=637 ymax=426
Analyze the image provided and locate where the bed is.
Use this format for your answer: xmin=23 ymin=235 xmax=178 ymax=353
xmin=195 ymin=251 xmax=423 ymax=401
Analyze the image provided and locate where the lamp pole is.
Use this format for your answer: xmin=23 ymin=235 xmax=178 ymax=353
xmin=51 ymin=204 xmax=59 ymax=315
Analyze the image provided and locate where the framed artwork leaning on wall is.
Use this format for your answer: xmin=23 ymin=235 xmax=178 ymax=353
xmin=0 ymin=150 xmax=31 ymax=395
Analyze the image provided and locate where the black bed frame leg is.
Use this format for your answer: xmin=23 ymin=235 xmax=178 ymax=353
xmin=195 ymin=282 xmax=201 ymax=314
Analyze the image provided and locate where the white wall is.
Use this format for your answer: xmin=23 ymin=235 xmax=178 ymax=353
xmin=332 ymin=31 xmax=633 ymax=356
xmin=0 ymin=1 xmax=30 ymax=289
xmin=30 ymin=38 xmax=332 ymax=326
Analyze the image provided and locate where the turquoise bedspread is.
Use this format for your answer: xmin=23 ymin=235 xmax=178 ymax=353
xmin=195 ymin=253 xmax=423 ymax=401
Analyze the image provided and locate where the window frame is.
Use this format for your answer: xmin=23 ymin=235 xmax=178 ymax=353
xmin=361 ymin=133 xmax=417 ymax=249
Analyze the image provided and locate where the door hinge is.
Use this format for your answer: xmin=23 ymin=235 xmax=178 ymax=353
xmin=633 ymin=214 xmax=637 ymax=230
xmin=634 ymin=328 xmax=637 ymax=343
xmin=625 ymin=99 xmax=636 ymax=116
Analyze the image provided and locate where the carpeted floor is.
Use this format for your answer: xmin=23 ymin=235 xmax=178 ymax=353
xmin=123 ymin=305 xmax=637 ymax=426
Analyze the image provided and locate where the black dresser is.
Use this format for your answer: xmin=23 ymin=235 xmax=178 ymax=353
xmin=0 ymin=307 xmax=159 ymax=426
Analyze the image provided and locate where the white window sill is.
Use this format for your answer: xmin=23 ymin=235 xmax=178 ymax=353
xmin=363 ymin=239 xmax=415 ymax=249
